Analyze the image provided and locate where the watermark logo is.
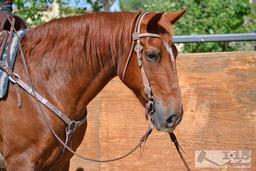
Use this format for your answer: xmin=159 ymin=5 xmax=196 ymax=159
xmin=195 ymin=150 xmax=251 ymax=168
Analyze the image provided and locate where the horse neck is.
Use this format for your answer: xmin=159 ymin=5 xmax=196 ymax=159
xmin=20 ymin=12 xmax=136 ymax=120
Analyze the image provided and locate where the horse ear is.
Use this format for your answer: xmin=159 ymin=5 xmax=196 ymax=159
xmin=145 ymin=12 xmax=165 ymax=32
xmin=147 ymin=12 xmax=165 ymax=26
xmin=164 ymin=9 xmax=187 ymax=24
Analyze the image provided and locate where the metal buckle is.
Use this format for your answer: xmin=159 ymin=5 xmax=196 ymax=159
xmin=132 ymin=32 xmax=140 ymax=40
xmin=134 ymin=44 xmax=143 ymax=52
xmin=68 ymin=121 xmax=77 ymax=133
xmin=9 ymin=73 xmax=20 ymax=84
xmin=144 ymin=86 xmax=152 ymax=97
xmin=145 ymin=97 xmax=155 ymax=120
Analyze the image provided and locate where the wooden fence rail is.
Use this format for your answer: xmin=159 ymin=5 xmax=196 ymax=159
xmin=70 ymin=51 xmax=256 ymax=171
xmin=1 ymin=52 xmax=255 ymax=171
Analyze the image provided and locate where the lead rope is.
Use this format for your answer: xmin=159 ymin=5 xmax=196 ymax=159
xmin=3 ymin=11 xmax=191 ymax=168
xmin=50 ymin=126 xmax=153 ymax=163
xmin=1 ymin=17 xmax=154 ymax=165
xmin=132 ymin=12 xmax=191 ymax=171
xmin=169 ymin=133 xmax=191 ymax=171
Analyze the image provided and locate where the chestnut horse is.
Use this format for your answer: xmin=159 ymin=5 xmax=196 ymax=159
xmin=0 ymin=10 xmax=186 ymax=170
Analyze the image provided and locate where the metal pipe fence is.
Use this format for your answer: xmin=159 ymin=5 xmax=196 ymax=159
xmin=173 ymin=33 xmax=256 ymax=43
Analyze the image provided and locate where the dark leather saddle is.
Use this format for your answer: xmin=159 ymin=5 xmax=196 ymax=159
xmin=0 ymin=30 xmax=8 ymax=59
xmin=0 ymin=12 xmax=27 ymax=32
xmin=0 ymin=11 xmax=27 ymax=59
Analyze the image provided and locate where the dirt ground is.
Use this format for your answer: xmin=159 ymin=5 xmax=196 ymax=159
xmin=70 ymin=52 xmax=256 ymax=171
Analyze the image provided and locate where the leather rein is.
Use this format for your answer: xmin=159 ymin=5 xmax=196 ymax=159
xmin=122 ymin=12 xmax=191 ymax=170
xmin=0 ymin=12 xmax=190 ymax=170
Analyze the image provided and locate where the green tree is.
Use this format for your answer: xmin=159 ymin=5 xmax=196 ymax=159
xmin=0 ymin=0 xmax=116 ymax=26
xmin=120 ymin=0 xmax=149 ymax=11
xmin=120 ymin=0 xmax=254 ymax=52
xmin=13 ymin=0 xmax=54 ymax=25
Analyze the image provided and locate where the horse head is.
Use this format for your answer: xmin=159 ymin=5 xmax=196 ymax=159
xmin=120 ymin=10 xmax=186 ymax=132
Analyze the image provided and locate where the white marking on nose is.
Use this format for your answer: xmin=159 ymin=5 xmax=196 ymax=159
xmin=164 ymin=43 xmax=176 ymax=72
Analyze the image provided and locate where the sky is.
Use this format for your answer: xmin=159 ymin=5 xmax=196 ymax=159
xmin=110 ymin=0 xmax=120 ymax=11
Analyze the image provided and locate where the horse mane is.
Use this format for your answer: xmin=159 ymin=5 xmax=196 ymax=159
xmin=21 ymin=12 xmax=139 ymax=73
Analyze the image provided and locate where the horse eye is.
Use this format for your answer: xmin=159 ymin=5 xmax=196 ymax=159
xmin=145 ymin=52 xmax=159 ymax=61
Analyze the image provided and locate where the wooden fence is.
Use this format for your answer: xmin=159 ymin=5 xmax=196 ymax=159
xmin=69 ymin=51 xmax=256 ymax=171
xmin=0 ymin=52 xmax=255 ymax=170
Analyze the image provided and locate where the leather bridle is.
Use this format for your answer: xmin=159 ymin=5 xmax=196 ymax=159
xmin=122 ymin=12 xmax=179 ymax=121
xmin=0 ymin=12 xmax=191 ymax=170
xmin=122 ymin=12 xmax=161 ymax=120
xmin=121 ymin=12 xmax=191 ymax=171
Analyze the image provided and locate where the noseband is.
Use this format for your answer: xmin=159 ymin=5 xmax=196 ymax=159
xmin=122 ymin=12 xmax=160 ymax=119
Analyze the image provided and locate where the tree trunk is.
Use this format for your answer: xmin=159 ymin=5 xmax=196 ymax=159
xmin=103 ymin=0 xmax=115 ymax=11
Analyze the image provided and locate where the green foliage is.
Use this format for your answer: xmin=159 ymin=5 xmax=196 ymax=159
xmin=120 ymin=0 xmax=149 ymax=11
xmin=1 ymin=0 xmax=111 ymax=26
xmin=120 ymin=0 xmax=255 ymax=52
xmin=246 ymin=0 xmax=256 ymax=32
xmin=1 ymin=0 xmax=254 ymax=52
xmin=2 ymin=0 xmax=85 ymax=26
xmin=58 ymin=0 xmax=85 ymax=16
xmin=87 ymin=0 xmax=103 ymax=11
xmin=13 ymin=0 xmax=53 ymax=26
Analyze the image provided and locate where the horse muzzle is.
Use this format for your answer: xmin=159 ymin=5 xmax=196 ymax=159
xmin=148 ymin=102 xmax=183 ymax=132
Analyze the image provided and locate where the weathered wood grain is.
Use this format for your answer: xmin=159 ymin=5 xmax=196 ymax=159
xmin=70 ymin=52 xmax=256 ymax=171
xmin=1 ymin=52 xmax=255 ymax=170
xmin=70 ymin=51 xmax=256 ymax=171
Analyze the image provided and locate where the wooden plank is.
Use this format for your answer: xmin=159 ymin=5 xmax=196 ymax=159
xmin=1 ymin=52 xmax=254 ymax=170
xmin=62 ymin=51 xmax=256 ymax=170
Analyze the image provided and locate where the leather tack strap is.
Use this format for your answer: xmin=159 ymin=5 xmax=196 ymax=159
xmin=121 ymin=12 xmax=145 ymax=81
xmin=134 ymin=12 xmax=159 ymax=99
xmin=2 ymin=13 xmax=23 ymax=107
xmin=122 ymin=12 xmax=160 ymax=100
xmin=0 ymin=61 xmax=87 ymax=128
xmin=121 ymin=12 xmax=160 ymax=120
xmin=169 ymin=133 xmax=191 ymax=171
xmin=0 ymin=11 xmax=153 ymax=165
xmin=0 ymin=16 xmax=87 ymax=165
xmin=0 ymin=11 xmax=189 ymax=169
xmin=132 ymin=32 xmax=160 ymax=40
xmin=6 ymin=15 xmax=14 ymax=68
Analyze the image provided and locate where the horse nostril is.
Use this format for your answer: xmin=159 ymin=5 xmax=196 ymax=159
xmin=150 ymin=117 xmax=154 ymax=124
xmin=166 ymin=114 xmax=177 ymax=128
